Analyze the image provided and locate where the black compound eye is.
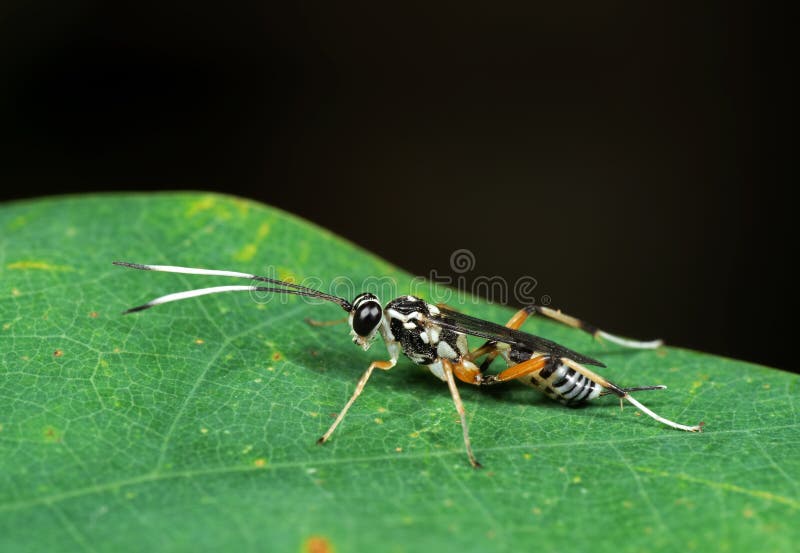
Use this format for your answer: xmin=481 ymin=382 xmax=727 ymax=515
xmin=353 ymin=302 xmax=382 ymax=337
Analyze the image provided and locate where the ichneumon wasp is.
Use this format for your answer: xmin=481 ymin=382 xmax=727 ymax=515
xmin=113 ymin=261 xmax=703 ymax=467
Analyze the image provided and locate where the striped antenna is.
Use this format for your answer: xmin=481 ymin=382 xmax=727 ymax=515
xmin=113 ymin=261 xmax=353 ymax=313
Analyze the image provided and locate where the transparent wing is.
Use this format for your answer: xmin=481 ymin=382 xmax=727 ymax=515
xmin=428 ymin=306 xmax=606 ymax=367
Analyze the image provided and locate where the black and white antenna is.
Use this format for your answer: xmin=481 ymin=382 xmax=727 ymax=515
xmin=112 ymin=261 xmax=352 ymax=313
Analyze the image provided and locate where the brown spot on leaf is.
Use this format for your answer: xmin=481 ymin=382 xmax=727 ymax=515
xmin=272 ymin=352 xmax=282 ymax=361
xmin=53 ymin=349 xmax=64 ymax=358
xmin=43 ymin=426 xmax=62 ymax=443
xmin=304 ymin=536 xmax=334 ymax=553
xmin=89 ymin=311 xmax=99 ymax=319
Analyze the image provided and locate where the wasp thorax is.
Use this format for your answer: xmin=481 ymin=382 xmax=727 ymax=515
xmin=351 ymin=293 xmax=382 ymax=337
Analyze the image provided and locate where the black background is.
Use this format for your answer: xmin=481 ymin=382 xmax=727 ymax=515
xmin=0 ymin=3 xmax=792 ymax=371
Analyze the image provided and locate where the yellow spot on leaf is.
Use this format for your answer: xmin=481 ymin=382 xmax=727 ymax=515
xmin=232 ymin=222 xmax=271 ymax=261
xmin=572 ymin=476 xmax=582 ymax=484
xmin=242 ymin=444 xmax=253 ymax=454
xmin=232 ymin=198 xmax=252 ymax=217
xmin=11 ymin=288 xmax=21 ymax=297
xmin=277 ymin=268 xmax=298 ymax=283
xmin=7 ymin=261 xmax=73 ymax=272
xmin=377 ymin=407 xmax=387 ymax=413
xmin=395 ymin=447 xmax=402 ymax=453
xmin=53 ymin=349 xmax=64 ymax=358
xmin=194 ymin=339 xmax=205 ymax=345
xmin=233 ymin=243 xmax=257 ymax=262
xmin=185 ymin=196 xmax=217 ymax=217
xmin=2 ymin=323 xmax=10 ymax=331
xmin=254 ymin=377 xmax=263 ymax=383
xmin=9 ymin=215 xmax=27 ymax=229
xmin=622 ymin=500 xmax=633 ymax=509
xmin=523 ymin=453 xmax=532 ymax=460
xmin=690 ymin=374 xmax=710 ymax=393
xmin=743 ymin=507 xmax=755 ymax=518
xmin=253 ymin=458 xmax=267 ymax=468
xmin=200 ymin=427 xmax=209 ymax=434
xmin=409 ymin=431 xmax=420 ymax=438
xmin=374 ymin=418 xmax=383 ymax=425
xmin=531 ymin=506 xmax=542 ymax=515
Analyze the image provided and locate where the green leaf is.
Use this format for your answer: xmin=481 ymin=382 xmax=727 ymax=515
xmin=1 ymin=193 xmax=797 ymax=553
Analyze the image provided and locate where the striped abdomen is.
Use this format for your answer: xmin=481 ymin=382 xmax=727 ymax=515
xmin=526 ymin=358 xmax=602 ymax=405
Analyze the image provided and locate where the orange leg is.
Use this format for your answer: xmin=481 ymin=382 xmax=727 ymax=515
xmin=481 ymin=355 xmax=548 ymax=385
xmin=464 ymin=343 xmax=497 ymax=363
xmin=503 ymin=307 xmax=531 ymax=330
xmin=451 ymin=358 xmax=482 ymax=385
xmin=469 ymin=307 xmax=534 ymax=367
xmin=317 ymin=358 xmax=396 ymax=444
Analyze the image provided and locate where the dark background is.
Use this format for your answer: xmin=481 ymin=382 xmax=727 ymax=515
xmin=0 ymin=3 xmax=792 ymax=371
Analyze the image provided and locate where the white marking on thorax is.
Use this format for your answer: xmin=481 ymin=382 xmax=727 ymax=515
xmin=456 ymin=334 xmax=469 ymax=356
xmin=386 ymin=308 xmax=423 ymax=323
xmin=427 ymin=360 xmax=447 ymax=381
xmin=436 ymin=340 xmax=457 ymax=360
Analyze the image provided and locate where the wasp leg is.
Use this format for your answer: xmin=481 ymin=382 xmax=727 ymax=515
xmin=525 ymin=305 xmax=662 ymax=349
xmin=451 ymin=358 xmax=482 ymax=385
xmin=317 ymin=359 xmax=397 ymax=445
xmin=475 ymin=304 xmax=662 ymax=371
xmin=306 ymin=317 xmax=349 ymax=327
xmin=469 ymin=307 xmax=542 ymax=370
xmin=479 ymin=355 xmax=549 ymax=385
xmin=559 ymin=357 xmax=703 ymax=432
xmin=442 ymin=359 xmax=482 ymax=468
xmin=463 ymin=342 xmax=498 ymax=364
